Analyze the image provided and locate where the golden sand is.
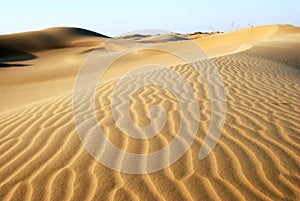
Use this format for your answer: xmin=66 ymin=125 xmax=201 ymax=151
xmin=0 ymin=25 xmax=299 ymax=200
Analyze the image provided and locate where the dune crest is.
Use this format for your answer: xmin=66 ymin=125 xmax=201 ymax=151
xmin=0 ymin=27 xmax=108 ymax=53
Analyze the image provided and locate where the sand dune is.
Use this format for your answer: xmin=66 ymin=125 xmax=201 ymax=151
xmin=137 ymin=33 xmax=189 ymax=43
xmin=0 ymin=27 xmax=108 ymax=52
xmin=0 ymin=24 xmax=299 ymax=201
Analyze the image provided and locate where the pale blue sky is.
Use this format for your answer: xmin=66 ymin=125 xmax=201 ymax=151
xmin=1 ymin=0 xmax=299 ymax=36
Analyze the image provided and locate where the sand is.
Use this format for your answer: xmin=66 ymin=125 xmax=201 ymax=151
xmin=0 ymin=24 xmax=299 ymax=201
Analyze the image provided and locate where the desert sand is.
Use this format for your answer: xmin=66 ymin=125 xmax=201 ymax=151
xmin=0 ymin=24 xmax=299 ymax=201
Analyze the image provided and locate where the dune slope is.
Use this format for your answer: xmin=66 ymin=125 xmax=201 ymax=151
xmin=0 ymin=27 xmax=108 ymax=53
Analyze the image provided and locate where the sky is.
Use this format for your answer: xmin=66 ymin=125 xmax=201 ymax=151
xmin=1 ymin=0 xmax=299 ymax=36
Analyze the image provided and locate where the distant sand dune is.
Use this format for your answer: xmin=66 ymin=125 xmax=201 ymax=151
xmin=0 ymin=24 xmax=299 ymax=201
xmin=0 ymin=27 xmax=108 ymax=52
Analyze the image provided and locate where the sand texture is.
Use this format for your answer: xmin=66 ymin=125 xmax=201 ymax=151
xmin=0 ymin=25 xmax=299 ymax=201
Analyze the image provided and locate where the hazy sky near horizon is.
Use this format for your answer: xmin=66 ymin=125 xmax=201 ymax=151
xmin=1 ymin=0 xmax=299 ymax=36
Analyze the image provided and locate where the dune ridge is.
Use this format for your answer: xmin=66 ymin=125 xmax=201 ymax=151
xmin=0 ymin=24 xmax=299 ymax=200
xmin=0 ymin=27 xmax=108 ymax=52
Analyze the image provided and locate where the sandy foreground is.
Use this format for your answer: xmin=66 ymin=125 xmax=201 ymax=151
xmin=0 ymin=25 xmax=299 ymax=201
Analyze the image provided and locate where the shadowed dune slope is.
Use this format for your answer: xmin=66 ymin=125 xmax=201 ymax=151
xmin=0 ymin=27 xmax=109 ymax=70
xmin=0 ymin=27 xmax=109 ymax=55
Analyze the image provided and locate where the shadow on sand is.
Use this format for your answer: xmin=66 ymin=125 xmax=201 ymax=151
xmin=0 ymin=63 xmax=31 ymax=68
xmin=0 ymin=47 xmax=36 ymax=68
